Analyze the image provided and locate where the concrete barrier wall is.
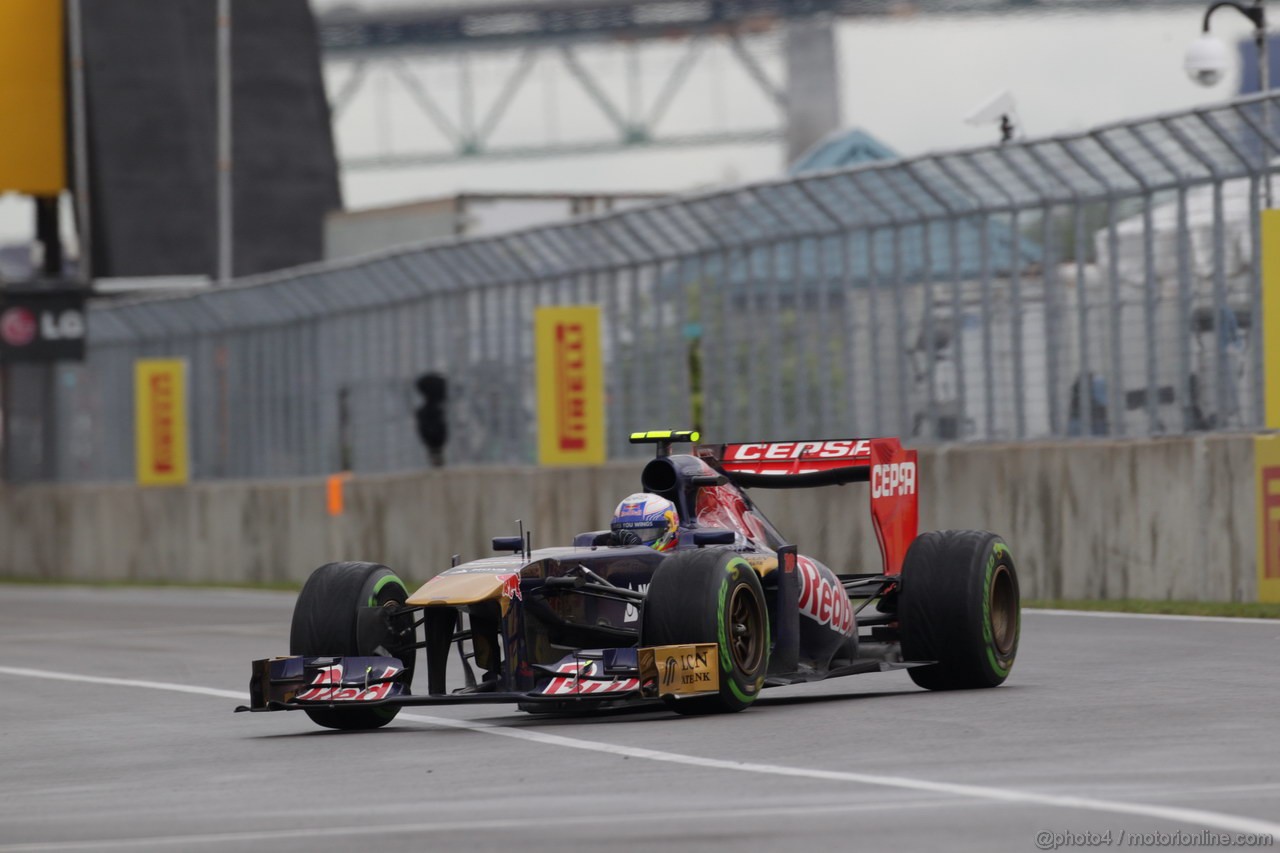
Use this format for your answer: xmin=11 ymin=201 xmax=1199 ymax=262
xmin=0 ymin=435 xmax=1257 ymax=602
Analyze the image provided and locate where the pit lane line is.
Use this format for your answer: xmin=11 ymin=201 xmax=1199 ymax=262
xmin=4 ymin=665 xmax=1279 ymax=841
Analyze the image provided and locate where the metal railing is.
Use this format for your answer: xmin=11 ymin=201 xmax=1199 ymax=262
xmin=40 ymin=92 xmax=1280 ymax=482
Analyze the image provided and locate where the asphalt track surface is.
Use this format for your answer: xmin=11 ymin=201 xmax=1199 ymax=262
xmin=2 ymin=587 xmax=1278 ymax=853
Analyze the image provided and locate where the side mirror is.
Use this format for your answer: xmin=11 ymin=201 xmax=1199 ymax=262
xmin=492 ymin=536 xmax=524 ymax=552
xmin=693 ymin=528 xmax=735 ymax=547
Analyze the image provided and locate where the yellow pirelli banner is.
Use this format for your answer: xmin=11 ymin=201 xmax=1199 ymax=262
xmin=135 ymin=359 xmax=191 ymax=486
xmin=1257 ymin=435 xmax=1280 ymax=604
xmin=535 ymin=306 xmax=605 ymax=466
xmin=1263 ymin=210 xmax=1280 ymax=430
xmin=0 ymin=0 xmax=66 ymax=194
xmin=1260 ymin=211 xmax=1280 ymax=602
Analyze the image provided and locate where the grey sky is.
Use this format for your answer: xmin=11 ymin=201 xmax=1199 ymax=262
xmin=333 ymin=7 xmax=1250 ymax=210
xmin=0 ymin=4 xmax=1256 ymax=249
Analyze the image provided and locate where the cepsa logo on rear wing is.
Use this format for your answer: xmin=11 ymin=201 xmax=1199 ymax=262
xmin=720 ymin=439 xmax=872 ymax=475
xmin=709 ymin=438 xmax=919 ymax=575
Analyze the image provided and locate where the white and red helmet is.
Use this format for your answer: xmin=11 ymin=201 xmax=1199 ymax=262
xmin=610 ymin=492 xmax=679 ymax=551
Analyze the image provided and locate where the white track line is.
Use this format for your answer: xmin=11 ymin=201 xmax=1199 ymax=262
xmin=5 ymin=666 xmax=1280 ymax=841
xmin=0 ymin=667 xmax=244 ymax=700
xmin=1026 ymin=608 xmax=1280 ymax=625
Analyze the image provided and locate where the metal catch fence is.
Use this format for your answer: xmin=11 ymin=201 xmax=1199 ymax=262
xmin=31 ymin=92 xmax=1280 ymax=482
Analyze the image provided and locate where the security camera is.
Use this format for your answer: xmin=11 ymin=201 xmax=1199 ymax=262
xmin=1184 ymin=33 xmax=1231 ymax=87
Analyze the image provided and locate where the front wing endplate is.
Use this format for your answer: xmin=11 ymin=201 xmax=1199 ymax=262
xmin=637 ymin=643 xmax=720 ymax=697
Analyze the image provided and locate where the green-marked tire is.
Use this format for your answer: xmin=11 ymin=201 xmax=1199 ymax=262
xmin=641 ymin=548 xmax=769 ymax=715
xmin=289 ymin=561 xmax=415 ymax=730
xmin=899 ymin=530 xmax=1020 ymax=690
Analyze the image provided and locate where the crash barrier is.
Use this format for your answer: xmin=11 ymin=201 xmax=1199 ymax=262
xmin=0 ymin=434 xmax=1264 ymax=603
xmin=11 ymin=92 xmax=1280 ymax=483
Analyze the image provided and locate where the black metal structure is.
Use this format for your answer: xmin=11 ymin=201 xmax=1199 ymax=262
xmin=82 ymin=0 xmax=341 ymax=278
xmin=319 ymin=0 xmax=1214 ymax=53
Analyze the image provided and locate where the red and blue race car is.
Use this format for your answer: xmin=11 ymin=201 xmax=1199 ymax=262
xmin=240 ymin=431 xmax=1020 ymax=729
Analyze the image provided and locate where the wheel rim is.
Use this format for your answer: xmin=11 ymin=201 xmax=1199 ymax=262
xmin=727 ymin=584 xmax=765 ymax=674
xmin=989 ymin=564 xmax=1017 ymax=655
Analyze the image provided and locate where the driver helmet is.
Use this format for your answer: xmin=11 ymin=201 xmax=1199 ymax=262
xmin=610 ymin=492 xmax=679 ymax=551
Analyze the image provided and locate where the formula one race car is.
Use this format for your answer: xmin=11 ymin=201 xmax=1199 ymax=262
xmin=238 ymin=431 xmax=1020 ymax=729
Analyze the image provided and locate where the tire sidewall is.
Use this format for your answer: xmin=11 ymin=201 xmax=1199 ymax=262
xmin=713 ymin=557 xmax=769 ymax=709
xmin=974 ymin=538 xmax=1018 ymax=682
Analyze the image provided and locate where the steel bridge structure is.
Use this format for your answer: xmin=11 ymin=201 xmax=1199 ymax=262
xmin=318 ymin=0 xmax=1215 ymax=169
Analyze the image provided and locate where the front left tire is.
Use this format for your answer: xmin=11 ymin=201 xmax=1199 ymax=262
xmin=641 ymin=548 xmax=770 ymax=715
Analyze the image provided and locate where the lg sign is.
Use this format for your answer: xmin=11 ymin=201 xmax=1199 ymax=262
xmin=43 ymin=310 xmax=85 ymax=340
xmin=0 ymin=290 xmax=87 ymax=362
xmin=0 ymin=307 xmax=85 ymax=347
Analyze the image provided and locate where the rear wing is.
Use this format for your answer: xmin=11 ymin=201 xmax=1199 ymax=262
xmin=714 ymin=439 xmax=873 ymax=487
xmin=705 ymin=438 xmax=919 ymax=575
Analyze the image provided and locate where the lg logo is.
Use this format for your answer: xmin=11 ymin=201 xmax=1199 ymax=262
xmin=41 ymin=310 xmax=85 ymax=340
xmin=0 ymin=307 xmax=85 ymax=347
xmin=0 ymin=308 xmax=36 ymax=346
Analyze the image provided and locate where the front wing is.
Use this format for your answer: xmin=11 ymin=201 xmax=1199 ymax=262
xmin=235 ymin=643 xmax=721 ymax=714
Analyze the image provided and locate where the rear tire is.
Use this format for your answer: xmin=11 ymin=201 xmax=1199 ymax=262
xmin=899 ymin=530 xmax=1019 ymax=690
xmin=641 ymin=549 xmax=769 ymax=715
xmin=289 ymin=561 xmax=415 ymax=730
